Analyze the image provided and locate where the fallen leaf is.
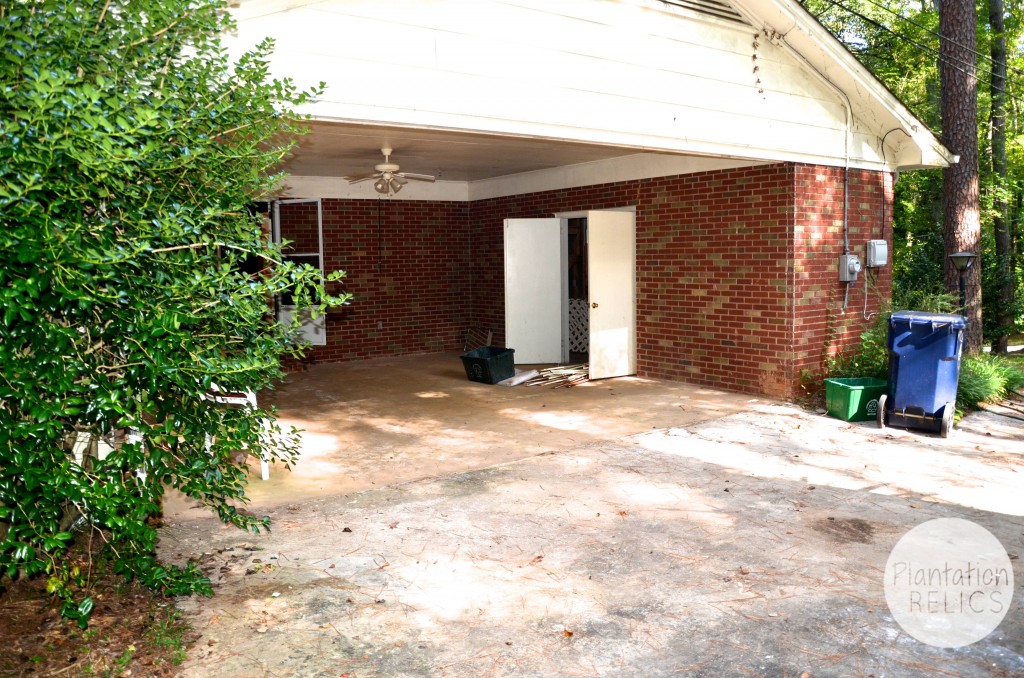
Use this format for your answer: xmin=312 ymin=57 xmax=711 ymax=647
xmin=563 ymin=629 xmax=574 ymax=638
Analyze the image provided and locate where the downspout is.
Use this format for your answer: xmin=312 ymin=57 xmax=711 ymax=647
xmin=772 ymin=32 xmax=854 ymax=309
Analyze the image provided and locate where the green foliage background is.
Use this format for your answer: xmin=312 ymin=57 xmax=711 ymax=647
xmin=0 ymin=0 xmax=347 ymax=623
xmin=803 ymin=0 xmax=1023 ymax=345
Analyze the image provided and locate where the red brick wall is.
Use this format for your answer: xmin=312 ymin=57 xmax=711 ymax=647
xmin=290 ymin=199 xmax=470 ymax=361
xmin=469 ymin=163 xmax=890 ymax=397
xmin=636 ymin=165 xmax=796 ymax=396
xmin=287 ymin=163 xmax=892 ymax=398
xmin=469 ymin=165 xmax=798 ymax=396
xmin=792 ymin=166 xmax=893 ymax=381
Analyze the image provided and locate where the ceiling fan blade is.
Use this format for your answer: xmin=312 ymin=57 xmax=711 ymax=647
xmin=397 ymin=172 xmax=436 ymax=182
xmin=344 ymin=172 xmax=378 ymax=183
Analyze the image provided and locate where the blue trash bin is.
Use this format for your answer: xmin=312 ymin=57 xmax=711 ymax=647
xmin=878 ymin=311 xmax=967 ymax=437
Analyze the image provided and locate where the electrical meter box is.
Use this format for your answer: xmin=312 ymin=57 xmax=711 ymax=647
xmin=838 ymin=254 xmax=862 ymax=282
xmin=866 ymin=240 xmax=888 ymax=267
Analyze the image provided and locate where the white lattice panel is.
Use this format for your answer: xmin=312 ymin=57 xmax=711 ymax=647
xmin=569 ymin=298 xmax=589 ymax=352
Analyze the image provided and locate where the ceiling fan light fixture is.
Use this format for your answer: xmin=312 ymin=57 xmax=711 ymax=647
xmin=349 ymin=148 xmax=435 ymax=194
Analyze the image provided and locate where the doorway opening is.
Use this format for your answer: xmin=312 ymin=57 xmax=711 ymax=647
xmin=504 ymin=208 xmax=635 ymax=379
xmin=567 ymin=217 xmax=589 ymax=364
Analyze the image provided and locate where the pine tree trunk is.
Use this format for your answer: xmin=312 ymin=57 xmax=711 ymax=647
xmin=940 ymin=0 xmax=982 ymax=352
xmin=989 ymin=0 xmax=1014 ymax=353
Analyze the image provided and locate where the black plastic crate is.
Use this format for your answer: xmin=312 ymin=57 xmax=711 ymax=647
xmin=460 ymin=346 xmax=515 ymax=384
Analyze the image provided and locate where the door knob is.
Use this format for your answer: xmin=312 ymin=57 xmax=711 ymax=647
xmin=591 ymin=302 xmax=599 ymax=308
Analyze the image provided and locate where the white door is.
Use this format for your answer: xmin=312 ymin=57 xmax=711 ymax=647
xmin=273 ymin=198 xmax=326 ymax=345
xmin=587 ymin=209 xmax=636 ymax=379
xmin=504 ymin=218 xmax=568 ymax=364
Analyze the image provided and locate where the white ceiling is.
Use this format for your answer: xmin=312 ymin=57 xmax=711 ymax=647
xmin=282 ymin=121 xmax=645 ymax=182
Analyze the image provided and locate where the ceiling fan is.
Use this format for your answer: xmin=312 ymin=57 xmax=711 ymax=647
xmin=344 ymin=147 xmax=436 ymax=195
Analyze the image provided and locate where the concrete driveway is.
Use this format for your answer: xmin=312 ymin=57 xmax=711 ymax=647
xmin=160 ymin=354 xmax=1024 ymax=677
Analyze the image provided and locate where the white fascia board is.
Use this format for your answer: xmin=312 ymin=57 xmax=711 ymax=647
xmin=732 ymin=0 xmax=953 ymax=169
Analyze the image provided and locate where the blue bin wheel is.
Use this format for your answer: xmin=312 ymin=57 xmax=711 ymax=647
xmin=940 ymin=402 xmax=954 ymax=438
xmin=877 ymin=394 xmax=887 ymax=429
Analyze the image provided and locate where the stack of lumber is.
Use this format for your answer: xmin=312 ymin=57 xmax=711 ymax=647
xmin=523 ymin=364 xmax=589 ymax=388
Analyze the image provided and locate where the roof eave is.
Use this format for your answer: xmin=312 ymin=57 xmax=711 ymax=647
xmin=732 ymin=0 xmax=952 ymax=169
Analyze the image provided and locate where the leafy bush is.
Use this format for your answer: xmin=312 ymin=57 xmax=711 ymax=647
xmin=825 ymin=292 xmax=1024 ymax=411
xmin=0 ymin=0 xmax=347 ymax=624
xmin=958 ymin=354 xmax=1024 ymax=409
xmin=825 ymin=313 xmax=890 ymax=382
xmin=827 ymin=292 xmax=959 ymax=383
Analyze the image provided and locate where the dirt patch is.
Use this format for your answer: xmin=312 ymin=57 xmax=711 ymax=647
xmin=812 ymin=516 xmax=876 ymax=543
xmin=0 ymin=543 xmax=195 ymax=677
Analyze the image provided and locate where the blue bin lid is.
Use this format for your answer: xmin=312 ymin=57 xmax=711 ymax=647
xmin=890 ymin=310 xmax=967 ymax=329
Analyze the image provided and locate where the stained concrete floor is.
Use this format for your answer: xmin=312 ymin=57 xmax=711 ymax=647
xmin=160 ymin=353 xmax=1024 ymax=677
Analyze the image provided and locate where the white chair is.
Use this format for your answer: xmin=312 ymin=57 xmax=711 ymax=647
xmin=203 ymin=385 xmax=271 ymax=481
xmin=69 ymin=431 xmax=114 ymax=468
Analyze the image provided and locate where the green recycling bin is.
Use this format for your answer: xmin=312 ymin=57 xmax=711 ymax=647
xmin=825 ymin=377 xmax=888 ymax=422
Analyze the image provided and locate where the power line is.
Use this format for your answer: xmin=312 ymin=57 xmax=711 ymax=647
xmin=854 ymin=0 xmax=1024 ymax=79
xmin=813 ymin=0 xmax=1023 ymax=107
xmin=814 ymin=0 xmax=978 ymax=75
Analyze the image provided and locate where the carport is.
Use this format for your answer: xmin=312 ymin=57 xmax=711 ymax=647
xmin=224 ymin=0 xmax=953 ymax=399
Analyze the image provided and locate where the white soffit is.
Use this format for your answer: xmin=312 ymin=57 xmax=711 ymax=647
xmin=282 ymin=152 xmax=766 ymax=201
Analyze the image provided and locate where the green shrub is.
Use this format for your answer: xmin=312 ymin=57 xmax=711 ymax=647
xmin=0 ymin=0 xmax=348 ymax=625
xmin=958 ymin=354 xmax=1024 ymax=409
xmin=826 ymin=313 xmax=890 ymax=381
xmin=824 ymin=292 xmax=1024 ymax=411
xmin=826 ymin=293 xmax=959 ymax=382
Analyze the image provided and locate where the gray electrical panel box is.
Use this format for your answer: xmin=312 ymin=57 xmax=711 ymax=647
xmin=866 ymin=240 xmax=888 ymax=267
xmin=839 ymin=254 xmax=862 ymax=282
